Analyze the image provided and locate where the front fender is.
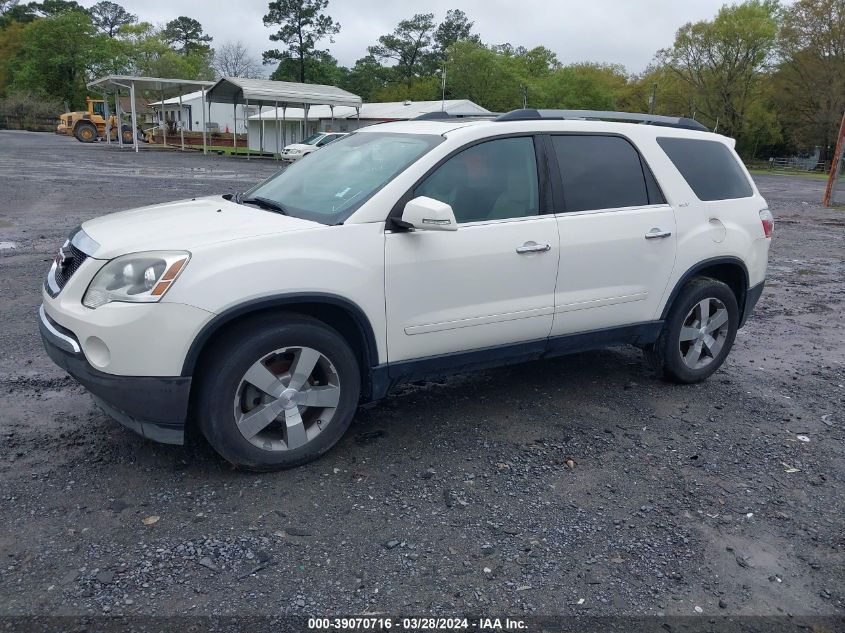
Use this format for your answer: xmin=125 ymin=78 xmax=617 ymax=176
xmin=163 ymin=222 xmax=387 ymax=363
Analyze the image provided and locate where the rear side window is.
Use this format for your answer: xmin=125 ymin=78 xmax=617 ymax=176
xmin=551 ymin=135 xmax=653 ymax=212
xmin=657 ymin=137 xmax=752 ymax=201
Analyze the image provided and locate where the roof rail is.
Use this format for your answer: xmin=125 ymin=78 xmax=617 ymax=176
xmin=495 ymin=108 xmax=709 ymax=132
xmin=412 ymin=111 xmax=499 ymax=121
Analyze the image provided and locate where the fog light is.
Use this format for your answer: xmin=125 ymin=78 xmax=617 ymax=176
xmin=85 ymin=336 xmax=110 ymax=368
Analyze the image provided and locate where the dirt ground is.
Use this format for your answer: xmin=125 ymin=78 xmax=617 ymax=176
xmin=0 ymin=131 xmax=842 ymax=621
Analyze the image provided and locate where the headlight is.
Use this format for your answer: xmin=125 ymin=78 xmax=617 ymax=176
xmin=83 ymin=251 xmax=190 ymax=308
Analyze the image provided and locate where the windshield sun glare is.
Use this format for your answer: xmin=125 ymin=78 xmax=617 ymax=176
xmin=243 ymin=132 xmax=442 ymax=225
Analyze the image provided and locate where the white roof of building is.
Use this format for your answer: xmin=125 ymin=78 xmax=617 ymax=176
xmin=87 ymin=76 xmax=214 ymax=95
xmin=249 ymin=99 xmax=489 ymax=121
xmin=150 ymin=90 xmax=206 ymax=106
xmin=207 ymin=77 xmax=362 ymax=108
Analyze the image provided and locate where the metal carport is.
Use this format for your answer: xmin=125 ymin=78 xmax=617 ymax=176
xmin=87 ymin=76 xmax=215 ymax=153
xmin=205 ymin=77 xmax=362 ymax=159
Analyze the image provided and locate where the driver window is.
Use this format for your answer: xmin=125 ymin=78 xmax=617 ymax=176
xmin=415 ymin=137 xmax=539 ymax=223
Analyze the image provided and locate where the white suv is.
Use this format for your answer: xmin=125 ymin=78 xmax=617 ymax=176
xmin=39 ymin=109 xmax=772 ymax=470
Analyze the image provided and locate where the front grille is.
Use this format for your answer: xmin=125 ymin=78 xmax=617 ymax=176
xmin=55 ymin=244 xmax=88 ymax=290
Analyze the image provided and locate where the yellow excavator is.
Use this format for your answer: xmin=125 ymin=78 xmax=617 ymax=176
xmin=57 ymin=97 xmax=135 ymax=144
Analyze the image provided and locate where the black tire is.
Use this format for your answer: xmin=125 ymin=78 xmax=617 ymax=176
xmin=644 ymin=276 xmax=739 ymax=383
xmin=74 ymin=122 xmax=97 ymax=143
xmin=120 ymin=124 xmax=134 ymax=144
xmin=196 ymin=313 xmax=360 ymax=471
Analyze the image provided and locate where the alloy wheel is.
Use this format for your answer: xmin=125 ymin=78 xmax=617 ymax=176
xmin=232 ymin=346 xmax=341 ymax=451
xmin=678 ymin=297 xmax=730 ymax=370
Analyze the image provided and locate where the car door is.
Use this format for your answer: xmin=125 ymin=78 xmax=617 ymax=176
xmin=547 ymin=134 xmax=677 ymax=336
xmin=385 ymin=136 xmax=560 ymax=363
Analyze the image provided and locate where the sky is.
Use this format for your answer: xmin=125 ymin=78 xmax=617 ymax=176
xmin=80 ymin=0 xmax=735 ymax=74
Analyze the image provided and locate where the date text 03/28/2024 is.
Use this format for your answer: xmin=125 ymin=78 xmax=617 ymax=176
xmin=307 ymin=617 xmax=527 ymax=631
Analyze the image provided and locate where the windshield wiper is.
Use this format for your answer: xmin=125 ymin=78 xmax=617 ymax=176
xmin=241 ymin=196 xmax=289 ymax=215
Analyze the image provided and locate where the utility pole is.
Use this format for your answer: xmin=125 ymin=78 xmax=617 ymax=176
xmin=823 ymin=110 xmax=845 ymax=207
xmin=441 ymin=67 xmax=446 ymax=111
xmin=648 ymin=83 xmax=657 ymax=114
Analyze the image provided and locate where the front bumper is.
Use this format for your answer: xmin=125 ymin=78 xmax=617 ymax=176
xmin=39 ymin=305 xmax=190 ymax=444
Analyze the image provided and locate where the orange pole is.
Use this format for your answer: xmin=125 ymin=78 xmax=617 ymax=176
xmin=823 ymin=110 xmax=845 ymax=207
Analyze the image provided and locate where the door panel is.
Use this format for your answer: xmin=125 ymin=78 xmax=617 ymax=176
xmin=385 ymin=217 xmax=559 ymax=362
xmin=547 ymin=134 xmax=678 ymax=336
xmin=551 ymin=206 xmax=677 ymax=335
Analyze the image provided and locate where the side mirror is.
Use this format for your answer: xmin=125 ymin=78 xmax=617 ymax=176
xmin=400 ymin=196 xmax=458 ymax=232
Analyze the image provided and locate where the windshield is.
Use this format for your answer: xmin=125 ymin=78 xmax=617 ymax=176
xmin=243 ymin=132 xmax=443 ymax=224
xmin=301 ymin=133 xmax=324 ymax=145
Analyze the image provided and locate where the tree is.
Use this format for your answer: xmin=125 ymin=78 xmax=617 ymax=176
xmin=433 ymin=9 xmax=478 ymax=58
xmin=270 ymin=49 xmax=341 ymax=84
xmin=368 ymin=13 xmax=436 ymax=92
xmin=623 ymin=64 xmax=697 ymax=116
xmin=0 ymin=1 xmax=37 ymax=26
xmin=445 ymin=41 xmax=521 ymax=110
xmin=162 ymin=16 xmax=211 ymax=55
xmin=773 ymin=0 xmax=845 ymax=156
xmin=0 ymin=20 xmax=26 ymax=95
xmin=263 ymin=0 xmax=340 ymax=83
xmin=118 ymin=21 xmax=214 ymax=80
xmin=89 ymin=0 xmax=136 ymax=37
xmin=10 ymin=10 xmax=113 ymax=106
xmin=541 ymin=63 xmax=628 ymax=110
xmin=32 ymin=0 xmax=85 ymax=16
xmin=0 ymin=0 xmax=21 ymax=19
xmin=338 ymin=54 xmax=389 ymax=102
xmin=656 ymin=0 xmax=779 ymax=141
xmin=213 ymin=40 xmax=262 ymax=78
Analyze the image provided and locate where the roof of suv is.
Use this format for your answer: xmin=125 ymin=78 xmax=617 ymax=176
xmin=358 ymin=110 xmax=729 ymax=146
xmin=357 ymin=108 xmax=718 ymax=140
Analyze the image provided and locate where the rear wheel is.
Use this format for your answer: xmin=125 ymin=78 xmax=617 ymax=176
xmin=120 ymin=125 xmax=134 ymax=144
xmin=74 ymin=122 xmax=97 ymax=143
xmin=196 ymin=313 xmax=361 ymax=470
xmin=644 ymin=277 xmax=739 ymax=383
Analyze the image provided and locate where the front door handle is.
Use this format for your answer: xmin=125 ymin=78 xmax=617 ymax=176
xmin=645 ymin=228 xmax=672 ymax=239
xmin=516 ymin=241 xmax=551 ymax=254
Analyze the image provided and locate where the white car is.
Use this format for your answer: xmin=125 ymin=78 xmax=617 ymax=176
xmin=40 ymin=109 xmax=772 ymax=470
xmin=280 ymin=132 xmax=348 ymax=162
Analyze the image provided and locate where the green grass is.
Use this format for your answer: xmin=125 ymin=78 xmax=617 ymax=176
xmin=192 ymin=145 xmax=275 ymax=157
xmin=141 ymin=142 xmax=283 ymax=159
xmin=747 ymin=168 xmax=831 ymax=181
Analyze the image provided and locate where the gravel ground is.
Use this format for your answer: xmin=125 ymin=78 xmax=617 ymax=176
xmin=0 ymin=131 xmax=842 ymax=620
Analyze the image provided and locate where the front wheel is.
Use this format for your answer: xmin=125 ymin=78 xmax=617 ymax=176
xmin=74 ymin=122 xmax=97 ymax=143
xmin=644 ymin=277 xmax=739 ymax=383
xmin=196 ymin=313 xmax=361 ymax=470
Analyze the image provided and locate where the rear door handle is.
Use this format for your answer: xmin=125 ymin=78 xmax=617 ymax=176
xmin=516 ymin=242 xmax=551 ymax=254
xmin=645 ymin=228 xmax=672 ymax=239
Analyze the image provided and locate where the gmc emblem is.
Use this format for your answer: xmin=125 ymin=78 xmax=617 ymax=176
xmin=55 ymin=246 xmax=73 ymax=270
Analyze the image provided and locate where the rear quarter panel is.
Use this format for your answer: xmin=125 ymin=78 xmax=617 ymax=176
xmin=637 ymin=133 xmax=770 ymax=317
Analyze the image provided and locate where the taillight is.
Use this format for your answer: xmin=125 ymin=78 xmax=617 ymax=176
xmin=759 ymin=209 xmax=774 ymax=238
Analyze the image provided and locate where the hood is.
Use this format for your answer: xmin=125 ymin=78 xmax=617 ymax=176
xmin=81 ymin=196 xmax=320 ymax=259
xmin=284 ymin=143 xmax=312 ymax=152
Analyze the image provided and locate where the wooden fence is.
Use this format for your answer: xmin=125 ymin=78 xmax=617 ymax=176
xmin=0 ymin=116 xmax=56 ymax=132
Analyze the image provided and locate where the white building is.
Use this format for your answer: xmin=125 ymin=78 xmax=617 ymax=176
xmin=246 ymin=99 xmax=490 ymax=153
xmin=150 ymin=90 xmax=258 ymax=134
